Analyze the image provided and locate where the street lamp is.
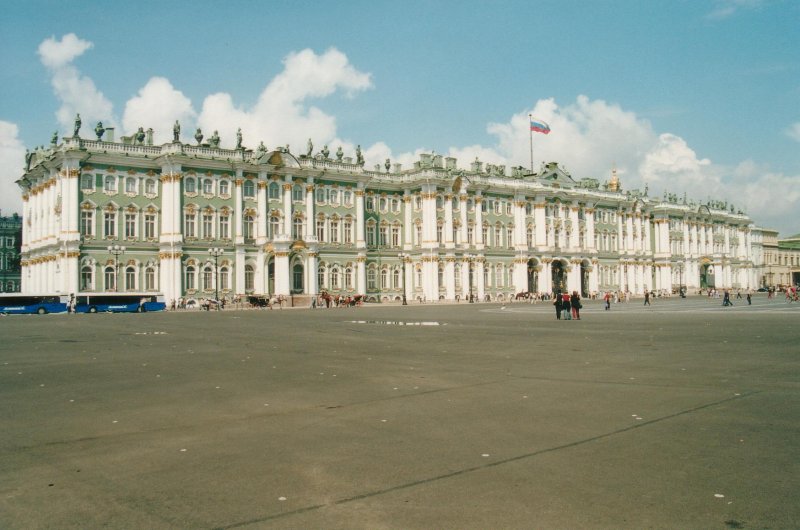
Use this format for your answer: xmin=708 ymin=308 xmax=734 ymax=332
xmin=465 ymin=253 xmax=475 ymax=303
xmin=208 ymin=247 xmax=224 ymax=302
xmin=107 ymin=244 xmax=126 ymax=292
xmin=397 ymin=252 xmax=409 ymax=305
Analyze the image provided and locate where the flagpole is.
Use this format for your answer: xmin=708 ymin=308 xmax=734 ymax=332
xmin=528 ymin=113 xmax=534 ymax=173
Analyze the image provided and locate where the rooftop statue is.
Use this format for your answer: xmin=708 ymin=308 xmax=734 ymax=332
xmin=135 ymin=127 xmax=145 ymax=145
xmin=321 ymin=145 xmax=330 ymax=159
xmin=336 ymin=146 xmax=343 ymax=161
xmin=194 ymin=128 xmax=204 ymax=145
xmin=236 ymin=128 xmax=243 ymax=149
xmin=355 ymin=145 xmax=364 ymax=166
xmin=73 ymin=114 xmax=81 ymax=137
xmin=146 ymin=128 xmax=154 ymax=146
xmin=173 ymin=120 xmax=181 ymax=143
xmin=51 ymin=131 xmax=58 ymax=146
xmin=209 ymin=130 xmax=220 ymax=148
xmin=306 ymin=138 xmax=313 ymax=157
xmin=385 ymin=158 xmax=391 ymax=173
xmin=256 ymin=141 xmax=267 ymax=156
xmin=94 ymin=121 xmax=105 ymax=141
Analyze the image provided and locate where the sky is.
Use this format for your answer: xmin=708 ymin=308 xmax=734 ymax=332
xmin=1 ymin=0 xmax=798 ymax=234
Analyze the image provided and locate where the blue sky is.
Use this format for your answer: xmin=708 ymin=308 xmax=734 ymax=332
xmin=1 ymin=0 xmax=798 ymax=234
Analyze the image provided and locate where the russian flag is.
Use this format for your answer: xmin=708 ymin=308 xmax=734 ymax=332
xmin=530 ymin=118 xmax=551 ymax=134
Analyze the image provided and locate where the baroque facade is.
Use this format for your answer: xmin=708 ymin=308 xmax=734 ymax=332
xmin=17 ymin=126 xmax=761 ymax=304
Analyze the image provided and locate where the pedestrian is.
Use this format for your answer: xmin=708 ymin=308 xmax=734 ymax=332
xmin=571 ymin=291 xmax=581 ymax=320
xmin=644 ymin=291 xmax=651 ymax=306
xmin=723 ymin=289 xmax=733 ymax=306
xmin=553 ymin=292 xmax=563 ymax=320
xmin=604 ymin=291 xmax=611 ymax=310
xmin=746 ymin=291 xmax=752 ymax=305
xmin=562 ymin=291 xmax=572 ymax=320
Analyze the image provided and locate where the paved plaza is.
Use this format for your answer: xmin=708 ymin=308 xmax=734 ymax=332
xmin=1 ymin=295 xmax=799 ymax=529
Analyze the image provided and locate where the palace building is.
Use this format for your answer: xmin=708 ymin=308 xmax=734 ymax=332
xmin=17 ymin=122 xmax=761 ymax=305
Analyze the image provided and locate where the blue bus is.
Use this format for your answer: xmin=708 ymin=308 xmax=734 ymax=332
xmin=0 ymin=294 xmax=69 ymax=315
xmin=74 ymin=293 xmax=167 ymax=313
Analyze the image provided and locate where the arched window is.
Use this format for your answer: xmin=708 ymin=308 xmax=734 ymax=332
xmin=331 ymin=267 xmax=340 ymax=290
xmin=454 ymin=264 xmax=462 ymax=289
xmin=245 ymin=265 xmax=254 ymax=291
xmin=104 ymin=175 xmax=117 ymax=193
xmin=292 ymin=184 xmax=303 ymax=201
xmin=243 ymin=215 xmax=254 ymax=240
xmin=268 ymin=182 xmax=280 ymax=199
xmin=145 ymin=267 xmax=156 ymax=291
xmin=104 ymin=266 xmax=116 ymax=291
xmin=270 ymin=215 xmax=280 ymax=238
xmin=219 ymin=267 xmax=229 ymax=291
xmin=243 ymin=180 xmax=255 ymax=198
xmin=292 ymin=263 xmax=304 ymax=293
xmin=81 ymin=265 xmax=94 ymax=290
xmin=125 ymin=266 xmax=136 ymax=291
xmin=185 ymin=178 xmax=196 ymax=194
xmin=202 ymin=179 xmax=213 ymax=194
xmin=125 ymin=177 xmax=137 ymax=194
xmin=185 ymin=266 xmax=196 ymax=290
xmin=318 ymin=265 xmax=326 ymax=289
xmin=380 ymin=268 xmax=388 ymax=289
xmin=415 ymin=266 xmax=422 ymax=288
xmin=367 ymin=267 xmax=377 ymax=290
xmin=345 ymin=267 xmax=353 ymax=289
xmin=292 ymin=217 xmax=303 ymax=240
xmin=219 ymin=180 xmax=229 ymax=196
xmin=438 ymin=264 xmax=444 ymax=286
xmin=202 ymin=266 xmax=213 ymax=291
xmin=393 ymin=268 xmax=400 ymax=288
xmin=145 ymin=178 xmax=156 ymax=195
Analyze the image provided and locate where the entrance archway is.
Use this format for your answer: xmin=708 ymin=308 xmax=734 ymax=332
xmin=291 ymin=261 xmax=304 ymax=294
xmin=580 ymin=262 xmax=590 ymax=297
xmin=700 ymin=263 xmax=715 ymax=289
xmin=551 ymin=260 xmax=567 ymax=293
xmin=527 ymin=259 xmax=539 ymax=293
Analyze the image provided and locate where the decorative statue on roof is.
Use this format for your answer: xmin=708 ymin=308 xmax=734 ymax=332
xmin=73 ymin=114 xmax=81 ymax=137
xmin=385 ymin=158 xmax=391 ymax=173
xmin=194 ymin=128 xmax=203 ymax=145
xmin=51 ymin=131 xmax=58 ymax=146
xmin=256 ymin=141 xmax=267 ymax=156
xmin=94 ymin=122 xmax=105 ymax=141
xmin=306 ymin=138 xmax=313 ymax=157
xmin=336 ymin=146 xmax=343 ymax=161
xmin=135 ymin=127 xmax=146 ymax=145
xmin=355 ymin=144 xmax=364 ymax=166
xmin=146 ymin=128 xmax=154 ymax=145
xmin=209 ymin=130 xmax=220 ymax=148
xmin=321 ymin=145 xmax=330 ymax=159
xmin=173 ymin=120 xmax=181 ymax=142
xmin=236 ymin=128 xmax=243 ymax=149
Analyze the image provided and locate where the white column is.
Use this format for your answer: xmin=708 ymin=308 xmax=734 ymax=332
xmin=356 ymin=254 xmax=366 ymax=294
xmin=585 ymin=205 xmax=596 ymax=252
xmin=476 ymin=258 xmax=485 ymax=301
xmin=306 ymin=251 xmax=318 ymax=296
xmin=569 ymin=204 xmax=579 ymax=249
xmin=513 ymin=258 xmax=527 ymax=294
xmin=459 ymin=194 xmax=468 ymax=247
xmin=404 ymin=193 xmax=413 ymax=249
xmin=534 ymin=199 xmax=546 ymax=247
xmin=356 ymin=189 xmax=366 ymax=249
xmin=256 ymin=248 xmax=265 ymax=294
xmin=475 ymin=194 xmax=484 ymax=248
xmin=234 ymin=175 xmax=244 ymax=244
xmin=444 ymin=255 xmax=455 ymax=300
xmin=305 ymin=181 xmax=315 ymax=239
xmin=444 ymin=193 xmax=454 ymax=248
xmin=282 ymin=180 xmax=292 ymax=237
xmin=256 ymin=179 xmax=267 ymax=243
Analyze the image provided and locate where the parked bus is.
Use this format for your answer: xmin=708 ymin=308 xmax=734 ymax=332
xmin=74 ymin=293 xmax=166 ymax=313
xmin=0 ymin=294 xmax=69 ymax=315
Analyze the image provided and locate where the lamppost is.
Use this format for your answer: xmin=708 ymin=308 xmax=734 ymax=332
xmin=107 ymin=244 xmax=126 ymax=292
xmin=397 ymin=252 xmax=409 ymax=305
xmin=465 ymin=253 xmax=475 ymax=303
xmin=208 ymin=247 xmax=224 ymax=302
xmin=677 ymin=262 xmax=684 ymax=297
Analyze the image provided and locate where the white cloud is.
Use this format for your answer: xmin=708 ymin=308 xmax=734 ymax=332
xmin=196 ymin=47 xmax=373 ymax=151
xmin=787 ymin=122 xmax=800 ymax=143
xmin=122 ymin=77 xmax=196 ymax=144
xmin=37 ymin=34 xmax=115 ymax=134
xmin=0 ymin=121 xmax=26 ymax=216
xmin=706 ymin=0 xmax=765 ymax=19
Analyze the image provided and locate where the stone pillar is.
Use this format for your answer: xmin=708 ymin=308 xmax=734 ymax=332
xmin=589 ymin=260 xmax=599 ymax=294
xmin=541 ymin=259 xmax=552 ymax=294
xmin=158 ymin=162 xmax=183 ymax=303
xmin=273 ymin=241 xmax=291 ymax=296
xmin=356 ymin=188 xmax=366 ymax=249
xmin=403 ymin=192 xmax=413 ymax=249
xmin=444 ymin=255 xmax=455 ymax=300
xmin=356 ymin=254 xmax=366 ymax=294
xmin=569 ymin=203 xmax=579 ymax=249
xmin=256 ymin=180 xmax=267 ymax=243
xmin=255 ymin=247 xmax=265 ymax=294
xmin=585 ymin=205 xmax=596 ymax=252
xmin=513 ymin=257 xmax=527 ymax=294
xmin=282 ymin=180 xmax=293 ymax=237
xmin=459 ymin=194 xmax=468 ymax=247
xmin=305 ymin=181 xmax=315 ymax=239
xmin=444 ymin=193 xmax=454 ymax=249
xmin=514 ymin=197 xmax=526 ymax=251
xmin=234 ymin=174 xmax=244 ymax=245
xmin=476 ymin=257 xmax=485 ymax=301
xmin=474 ymin=194 xmax=484 ymax=248
xmin=534 ymin=198 xmax=546 ymax=247
xmin=306 ymin=250 xmax=318 ymax=296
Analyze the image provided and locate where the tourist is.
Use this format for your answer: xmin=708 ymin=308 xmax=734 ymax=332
xmin=604 ymin=291 xmax=611 ymax=310
xmin=571 ymin=291 xmax=581 ymax=320
xmin=644 ymin=291 xmax=651 ymax=306
xmin=553 ymin=292 xmax=562 ymax=320
xmin=562 ymin=291 xmax=572 ymax=320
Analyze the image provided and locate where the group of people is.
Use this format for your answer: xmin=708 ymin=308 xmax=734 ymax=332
xmin=553 ymin=291 xmax=582 ymax=320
